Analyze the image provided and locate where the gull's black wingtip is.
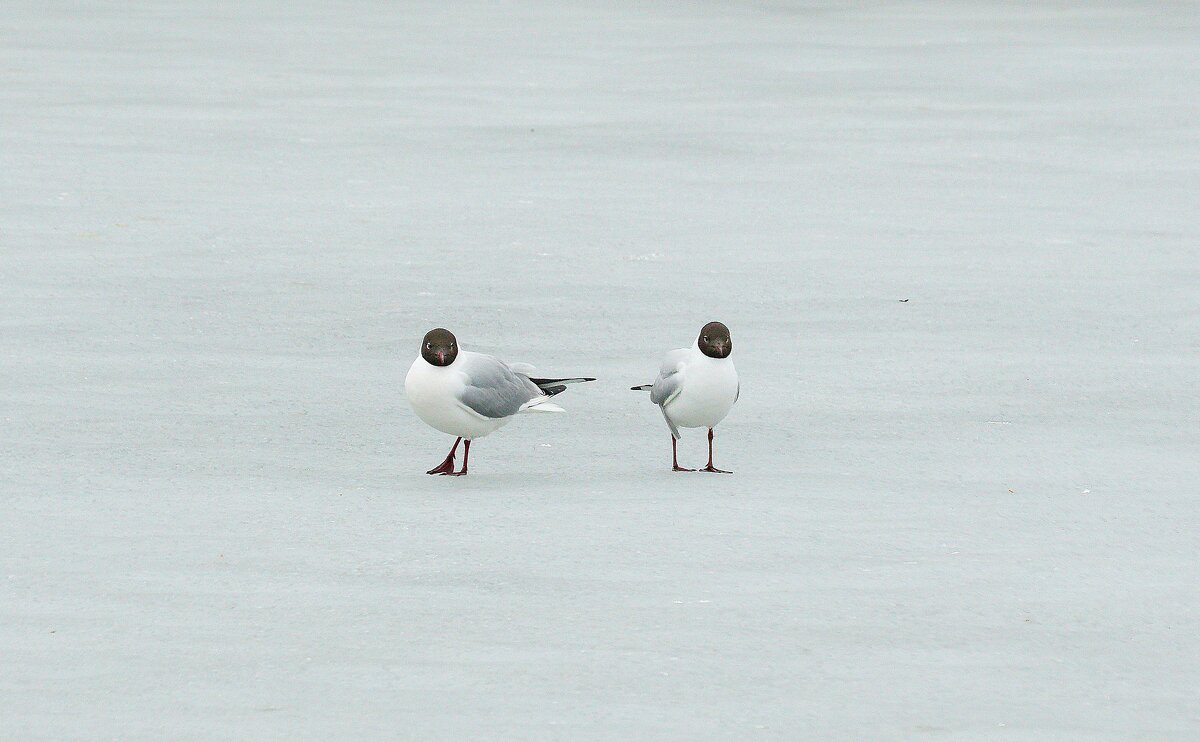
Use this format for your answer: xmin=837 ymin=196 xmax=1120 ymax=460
xmin=529 ymin=376 xmax=597 ymax=397
xmin=530 ymin=376 xmax=595 ymax=386
xmin=630 ymin=384 xmax=652 ymax=391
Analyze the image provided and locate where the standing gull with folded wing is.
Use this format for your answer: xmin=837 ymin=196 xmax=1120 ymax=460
xmin=632 ymin=321 xmax=739 ymax=473
xmin=405 ymin=328 xmax=595 ymax=475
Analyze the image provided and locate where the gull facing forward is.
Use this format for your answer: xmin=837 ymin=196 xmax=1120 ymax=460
xmin=405 ymin=328 xmax=594 ymax=475
xmin=632 ymin=321 xmax=739 ymax=473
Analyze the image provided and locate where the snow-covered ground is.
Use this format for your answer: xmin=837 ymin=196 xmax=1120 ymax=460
xmin=2 ymin=1 xmax=1198 ymax=738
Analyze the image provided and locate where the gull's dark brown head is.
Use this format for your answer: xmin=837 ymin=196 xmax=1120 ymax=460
xmin=697 ymin=321 xmax=732 ymax=359
xmin=421 ymin=328 xmax=458 ymax=367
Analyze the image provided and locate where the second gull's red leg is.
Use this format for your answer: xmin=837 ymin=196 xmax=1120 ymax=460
xmin=672 ymin=437 xmax=694 ymax=472
xmin=700 ymin=428 xmax=732 ymax=474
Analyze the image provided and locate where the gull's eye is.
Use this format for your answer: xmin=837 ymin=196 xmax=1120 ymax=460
xmin=426 ymin=343 xmax=431 ymax=349
xmin=703 ymin=336 xmax=708 ymax=342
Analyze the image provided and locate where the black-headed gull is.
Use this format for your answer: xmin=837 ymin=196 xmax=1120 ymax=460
xmin=631 ymin=321 xmax=738 ymax=473
xmin=405 ymin=328 xmax=595 ymax=476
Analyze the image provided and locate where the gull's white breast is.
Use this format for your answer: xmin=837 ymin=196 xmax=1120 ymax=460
xmin=405 ymin=358 xmax=510 ymax=440
xmin=664 ymin=354 xmax=738 ymax=431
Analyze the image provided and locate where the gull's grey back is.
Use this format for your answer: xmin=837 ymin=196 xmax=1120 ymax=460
xmin=457 ymin=352 xmax=542 ymax=419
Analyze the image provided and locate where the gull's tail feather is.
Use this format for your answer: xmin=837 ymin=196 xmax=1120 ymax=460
xmin=529 ymin=376 xmax=596 ymax=397
xmin=520 ymin=396 xmax=565 ymax=413
xmin=630 ymin=384 xmax=652 ymax=391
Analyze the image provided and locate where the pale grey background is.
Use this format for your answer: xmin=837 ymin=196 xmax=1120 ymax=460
xmin=2 ymin=1 xmax=1198 ymax=739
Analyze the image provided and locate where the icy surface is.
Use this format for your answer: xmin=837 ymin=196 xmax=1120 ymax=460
xmin=2 ymin=2 xmax=1199 ymax=739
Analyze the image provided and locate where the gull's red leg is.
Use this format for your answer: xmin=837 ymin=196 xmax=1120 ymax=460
xmin=701 ymin=428 xmax=732 ymax=474
xmin=446 ymin=439 xmax=471 ymax=476
xmin=672 ymin=436 xmax=694 ymax=472
xmin=426 ymin=437 xmax=461 ymax=475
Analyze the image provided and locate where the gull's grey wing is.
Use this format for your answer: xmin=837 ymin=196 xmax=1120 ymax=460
xmin=658 ymin=406 xmax=681 ymax=440
xmin=456 ymin=352 xmax=542 ymax=419
xmin=650 ymin=349 xmax=690 ymax=439
xmin=649 ymin=348 xmax=689 ymax=407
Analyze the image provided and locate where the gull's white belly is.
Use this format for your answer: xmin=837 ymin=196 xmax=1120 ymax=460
xmin=664 ymin=359 xmax=738 ymax=431
xmin=405 ymin=360 xmax=509 ymax=440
